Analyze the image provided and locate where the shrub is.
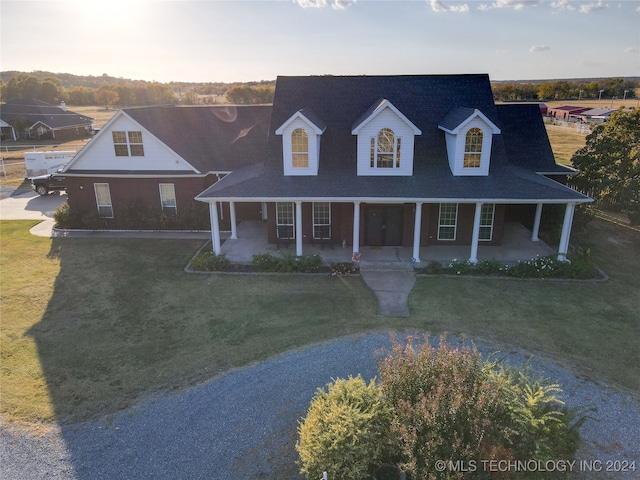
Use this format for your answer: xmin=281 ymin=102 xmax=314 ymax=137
xmin=53 ymin=203 xmax=80 ymax=228
xmin=296 ymin=376 xmax=397 ymax=480
xmin=378 ymin=335 xmax=507 ymax=479
xmin=475 ymin=259 xmax=504 ymax=275
xmin=250 ymin=253 xmax=281 ymax=271
xmin=189 ymin=251 xmax=229 ymax=272
xmin=496 ymin=367 xmax=583 ymax=461
xmin=424 ymin=260 xmax=444 ymax=274
xmin=330 ymin=261 xmax=359 ymax=276
xmin=448 ymin=259 xmax=474 ymax=275
xmin=250 ymin=252 xmax=324 ymax=273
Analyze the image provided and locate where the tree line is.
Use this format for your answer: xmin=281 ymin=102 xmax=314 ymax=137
xmin=1 ymin=71 xmax=636 ymax=107
xmin=493 ymin=78 xmax=638 ymax=102
xmin=0 ymin=72 xmax=275 ymax=107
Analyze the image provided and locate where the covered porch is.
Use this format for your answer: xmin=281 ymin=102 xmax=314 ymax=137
xmin=216 ymin=220 xmax=556 ymax=265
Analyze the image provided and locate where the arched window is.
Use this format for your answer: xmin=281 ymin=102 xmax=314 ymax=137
xmin=464 ymin=128 xmax=483 ymax=168
xmin=291 ymin=128 xmax=309 ymax=168
xmin=370 ymin=128 xmax=401 ymax=168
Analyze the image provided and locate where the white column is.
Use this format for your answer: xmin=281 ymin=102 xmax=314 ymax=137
xmin=229 ymin=201 xmax=237 ymax=239
xmin=412 ymin=202 xmax=423 ymax=263
xmin=469 ymin=202 xmax=482 ymax=264
xmin=532 ymin=203 xmax=543 ymax=241
xmin=557 ymin=203 xmax=576 ymax=262
xmin=352 ymin=201 xmax=361 ymax=260
xmin=295 ymin=201 xmax=303 ymax=257
xmin=209 ymin=201 xmax=221 ymax=255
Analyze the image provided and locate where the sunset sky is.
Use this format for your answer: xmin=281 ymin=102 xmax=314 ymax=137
xmin=1 ymin=0 xmax=638 ymax=83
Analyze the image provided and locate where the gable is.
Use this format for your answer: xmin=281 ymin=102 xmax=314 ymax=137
xmin=64 ymin=111 xmax=197 ymax=174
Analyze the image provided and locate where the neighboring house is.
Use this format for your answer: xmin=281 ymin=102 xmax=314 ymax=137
xmin=60 ymin=105 xmax=271 ymax=227
xmin=547 ymin=105 xmax=590 ymax=121
xmin=196 ymin=74 xmax=591 ymax=262
xmin=0 ymin=118 xmax=17 ymax=141
xmin=0 ymin=98 xmax=95 ymax=140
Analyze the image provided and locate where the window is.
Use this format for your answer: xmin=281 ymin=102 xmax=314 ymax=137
xmin=463 ymin=128 xmax=483 ymax=168
xmin=313 ymin=202 xmax=331 ymax=239
xmin=370 ymin=128 xmax=401 ymax=169
xmin=94 ymin=183 xmax=113 ymax=218
xmin=276 ymin=202 xmax=294 ymax=239
xmin=112 ymin=130 xmax=144 ymax=157
xmin=438 ymin=203 xmax=458 ymax=240
xmin=479 ymin=203 xmax=495 ymax=241
xmin=159 ymin=183 xmax=177 ymax=216
xmin=291 ymin=128 xmax=309 ymax=168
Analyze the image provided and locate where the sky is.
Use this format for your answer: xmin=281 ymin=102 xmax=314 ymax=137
xmin=1 ymin=0 xmax=639 ymax=83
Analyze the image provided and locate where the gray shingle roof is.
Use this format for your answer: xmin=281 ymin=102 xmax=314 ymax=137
xmin=123 ymin=105 xmax=271 ymax=173
xmin=198 ymin=74 xmax=589 ymax=204
xmin=0 ymin=98 xmax=93 ymax=129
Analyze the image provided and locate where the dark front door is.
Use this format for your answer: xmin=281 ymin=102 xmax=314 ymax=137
xmin=365 ymin=205 xmax=404 ymax=246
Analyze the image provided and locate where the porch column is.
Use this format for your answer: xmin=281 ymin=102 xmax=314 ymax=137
xmin=532 ymin=203 xmax=543 ymax=241
xmin=557 ymin=203 xmax=576 ymax=262
xmin=412 ymin=202 xmax=423 ymax=263
xmin=352 ymin=201 xmax=361 ymax=260
xmin=229 ymin=201 xmax=238 ymax=239
xmin=469 ymin=202 xmax=483 ymax=264
xmin=209 ymin=201 xmax=221 ymax=255
xmin=295 ymin=201 xmax=303 ymax=257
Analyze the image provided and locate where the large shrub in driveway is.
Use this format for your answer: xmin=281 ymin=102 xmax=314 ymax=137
xmin=296 ymin=375 xmax=398 ymax=480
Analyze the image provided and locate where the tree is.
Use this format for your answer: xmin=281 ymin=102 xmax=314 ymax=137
xmin=94 ymin=86 xmax=120 ymax=110
xmin=571 ymin=109 xmax=640 ymax=224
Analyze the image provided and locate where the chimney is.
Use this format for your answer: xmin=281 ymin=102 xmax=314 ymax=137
xmin=61 ymin=101 xmax=67 ymax=111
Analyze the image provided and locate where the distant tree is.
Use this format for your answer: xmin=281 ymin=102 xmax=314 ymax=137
xmin=225 ymin=85 xmax=274 ymax=104
xmin=5 ymin=73 xmax=40 ymax=100
xmin=94 ymin=86 xmax=120 ymax=110
xmin=66 ymin=86 xmax=94 ymax=105
xmin=180 ymin=90 xmax=199 ymax=105
xmin=37 ymin=77 xmax=62 ymax=104
xmin=571 ymin=109 xmax=640 ymax=224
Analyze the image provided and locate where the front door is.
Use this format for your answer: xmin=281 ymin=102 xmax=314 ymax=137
xmin=365 ymin=205 xmax=403 ymax=246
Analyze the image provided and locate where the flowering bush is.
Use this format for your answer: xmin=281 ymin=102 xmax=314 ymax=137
xmin=329 ymin=262 xmax=359 ymax=276
xmin=189 ymin=252 xmax=229 ymax=271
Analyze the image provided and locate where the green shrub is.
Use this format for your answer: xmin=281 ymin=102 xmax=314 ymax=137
xmin=496 ymin=367 xmax=583 ymax=462
xmin=475 ymin=259 xmax=504 ymax=275
xmin=189 ymin=251 xmax=229 ymax=272
xmin=424 ymin=260 xmax=444 ymax=274
xmin=250 ymin=253 xmax=281 ymax=271
xmin=53 ymin=203 xmax=79 ymax=228
xmin=251 ymin=252 xmax=324 ymax=273
xmin=330 ymin=261 xmax=359 ymax=276
xmin=448 ymin=259 xmax=474 ymax=275
xmin=296 ymin=376 xmax=397 ymax=480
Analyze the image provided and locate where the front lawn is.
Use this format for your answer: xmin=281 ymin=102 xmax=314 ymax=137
xmin=1 ymin=218 xmax=638 ymax=427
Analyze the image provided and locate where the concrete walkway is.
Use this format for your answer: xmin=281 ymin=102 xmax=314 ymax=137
xmin=360 ymin=261 xmax=416 ymax=317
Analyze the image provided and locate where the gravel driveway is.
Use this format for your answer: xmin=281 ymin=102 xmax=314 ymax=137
xmin=1 ymin=333 xmax=638 ymax=479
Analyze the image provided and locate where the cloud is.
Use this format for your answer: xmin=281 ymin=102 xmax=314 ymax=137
xmin=625 ymin=47 xmax=639 ymax=54
xmin=578 ymin=1 xmax=608 ymax=13
xmin=550 ymin=0 xmax=575 ymax=11
xmin=530 ymin=45 xmax=551 ymax=52
xmin=294 ymin=0 xmax=356 ymax=8
xmin=489 ymin=0 xmax=543 ymax=9
xmin=429 ymin=0 xmax=470 ymax=12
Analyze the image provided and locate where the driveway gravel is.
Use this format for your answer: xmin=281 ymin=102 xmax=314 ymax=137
xmin=1 ymin=333 xmax=639 ymax=479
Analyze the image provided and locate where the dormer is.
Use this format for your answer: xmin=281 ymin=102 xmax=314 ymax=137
xmin=275 ymin=108 xmax=326 ymax=176
xmin=352 ymin=99 xmax=421 ymax=176
xmin=438 ymin=107 xmax=501 ymax=176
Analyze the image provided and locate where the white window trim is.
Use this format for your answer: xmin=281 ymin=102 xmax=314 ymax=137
xmin=370 ymin=129 xmax=401 ymax=169
xmin=159 ymin=183 xmax=177 ymax=215
xmin=479 ymin=203 xmax=495 ymax=241
xmin=276 ymin=202 xmax=295 ymax=239
xmin=94 ymin=183 xmax=114 ymax=218
xmin=312 ymin=202 xmax=331 ymax=239
xmin=438 ymin=203 xmax=458 ymax=241
xmin=112 ymin=130 xmax=144 ymax=157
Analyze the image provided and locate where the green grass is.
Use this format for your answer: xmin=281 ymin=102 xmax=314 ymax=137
xmin=1 ymin=218 xmax=639 ymax=428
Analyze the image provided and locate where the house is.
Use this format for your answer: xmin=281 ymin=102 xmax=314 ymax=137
xmin=195 ymin=74 xmax=591 ymax=263
xmin=0 ymin=98 xmax=94 ymax=140
xmin=547 ymin=105 xmax=590 ymax=121
xmin=60 ymin=105 xmax=271 ymax=227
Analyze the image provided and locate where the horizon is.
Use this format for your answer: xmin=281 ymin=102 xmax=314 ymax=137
xmin=1 ymin=1 xmax=639 ymax=84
